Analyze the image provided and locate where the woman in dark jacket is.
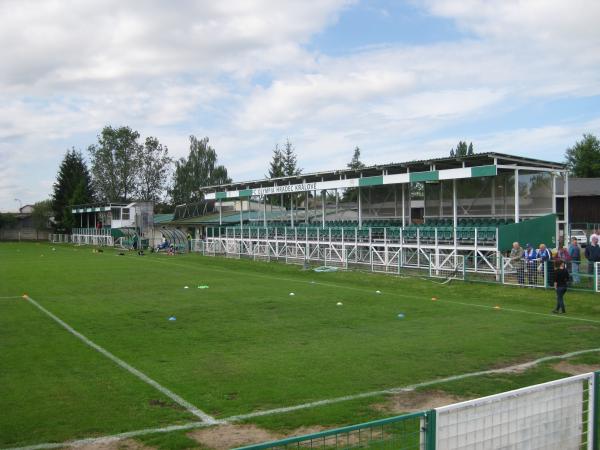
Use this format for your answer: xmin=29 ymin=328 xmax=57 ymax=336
xmin=553 ymin=262 xmax=569 ymax=314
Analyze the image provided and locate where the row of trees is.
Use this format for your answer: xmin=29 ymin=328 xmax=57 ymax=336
xmin=51 ymin=126 xmax=231 ymax=230
xmin=46 ymin=128 xmax=600 ymax=231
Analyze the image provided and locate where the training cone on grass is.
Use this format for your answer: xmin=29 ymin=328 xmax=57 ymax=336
xmin=336 ymin=302 xmax=343 ymax=306
xmin=494 ymin=305 xmax=501 ymax=310
xmin=289 ymin=292 xmax=295 ymax=296
xmin=397 ymin=313 xmax=405 ymax=319
xmin=375 ymin=290 xmax=381 ymax=294
xmin=184 ymin=286 xmax=189 ymax=289
xmin=432 ymin=297 xmax=438 ymax=301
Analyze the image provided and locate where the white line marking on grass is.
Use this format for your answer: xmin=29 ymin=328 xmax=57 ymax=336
xmin=0 ymin=296 xmax=22 ymax=299
xmin=8 ymin=347 xmax=600 ymax=450
xmin=225 ymin=347 xmax=600 ymax=421
xmin=3 ymin=421 xmax=208 ymax=450
xmin=23 ymin=295 xmax=218 ymax=425
xmin=139 ymin=256 xmax=600 ymax=325
xmin=439 ymin=299 xmax=600 ymax=324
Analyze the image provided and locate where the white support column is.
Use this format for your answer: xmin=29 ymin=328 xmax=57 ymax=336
xmin=401 ymin=184 xmax=406 ymax=227
xmin=514 ymin=169 xmax=520 ymax=223
xmin=358 ymin=186 xmax=362 ymax=227
xmin=322 ymin=190 xmax=326 ymax=227
xmin=552 ymin=173 xmax=558 ymax=244
xmin=290 ymin=194 xmax=294 ymax=227
xmin=453 ymin=179 xmax=458 ymax=256
xmin=305 ymin=189 xmax=309 ymax=224
xmin=453 ymin=179 xmax=458 ymax=229
xmin=219 ymin=199 xmax=222 ymax=225
xmin=263 ymin=195 xmax=267 ymax=227
xmin=564 ymin=171 xmax=570 ymax=244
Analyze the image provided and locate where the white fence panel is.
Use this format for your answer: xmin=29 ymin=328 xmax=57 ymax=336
xmin=436 ymin=373 xmax=593 ymax=450
xmin=502 ymin=257 xmax=546 ymax=288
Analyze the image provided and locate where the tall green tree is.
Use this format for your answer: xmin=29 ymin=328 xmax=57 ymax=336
xmin=343 ymin=146 xmax=366 ymax=202
xmin=88 ymin=126 xmax=141 ymax=202
xmin=136 ymin=136 xmax=172 ymax=202
xmin=282 ymin=139 xmax=302 ymax=176
xmin=170 ymin=136 xmax=231 ymax=205
xmin=52 ymin=148 xmax=94 ymax=231
xmin=267 ymin=144 xmax=285 ymax=178
xmin=565 ymin=134 xmax=600 ymax=177
xmin=450 ymin=141 xmax=474 ymax=157
xmin=348 ymin=146 xmax=365 ymax=170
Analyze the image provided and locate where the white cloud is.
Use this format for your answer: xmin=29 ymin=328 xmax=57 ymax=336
xmin=1 ymin=0 xmax=600 ymax=209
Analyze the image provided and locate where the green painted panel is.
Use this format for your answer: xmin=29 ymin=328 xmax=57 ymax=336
xmin=239 ymin=189 xmax=253 ymax=197
xmin=359 ymin=176 xmax=384 ymax=187
xmin=471 ymin=165 xmax=497 ymax=178
xmin=215 ymin=192 xmax=228 ymax=200
xmin=410 ymin=171 xmax=439 ymax=183
xmin=498 ymin=214 xmax=556 ymax=252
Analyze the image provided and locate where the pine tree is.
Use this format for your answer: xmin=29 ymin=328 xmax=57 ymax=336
xmin=267 ymin=144 xmax=285 ymax=178
xmin=348 ymin=146 xmax=365 ymax=170
xmin=52 ymin=149 xmax=94 ymax=231
xmin=450 ymin=141 xmax=474 ymax=157
xmin=282 ymin=139 xmax=302 ymax=176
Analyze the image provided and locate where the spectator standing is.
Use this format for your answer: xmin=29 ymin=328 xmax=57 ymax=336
xmin=510 ymin=242 xmax=524 ymax=285
xmin=553 ymin=262 xmax=569 ymax=314
xmin=524 ymin=243 xmax=538 ymax=285
xmin=538 ymin=243 xmax=552 ymax=285
xmin=556 ymin=243 xmax=570 ymax=263
xmin=585 ymin=236 xmax=600 ymax=276
xmin=568 ymin=237 xmax=581 ymax=284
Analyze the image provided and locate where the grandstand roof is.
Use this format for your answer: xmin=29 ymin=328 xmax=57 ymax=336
xmin=200 ymin=152 xmax=565 ymax=193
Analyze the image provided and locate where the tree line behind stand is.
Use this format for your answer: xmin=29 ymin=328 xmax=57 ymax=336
xmin=23 ymin=128 xmax=600 ymax=233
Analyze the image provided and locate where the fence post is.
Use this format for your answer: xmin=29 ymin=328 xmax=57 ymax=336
xmin=594 ymin=371 xmax=599 ymax=450
xmin=425 ymin=409 xmax=436 ymax=450
xmin=544 ymin=261 xmax=549 ymax=289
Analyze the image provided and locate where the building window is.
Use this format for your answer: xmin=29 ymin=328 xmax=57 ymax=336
xmin=111 ymin=208 xmax=121 ymax=220
xmin=122 ymin=208 xmax=130 ymax=220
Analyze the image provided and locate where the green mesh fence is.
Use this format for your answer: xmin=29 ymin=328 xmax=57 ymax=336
xmin=234 ymin=412 xmax=430 ymax=450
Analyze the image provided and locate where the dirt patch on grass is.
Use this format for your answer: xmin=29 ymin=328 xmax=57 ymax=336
xmin=372 ymin=389 xmax=468 ymax=414
xmin=189 ymin=424 xmax=348 ymax=449
xmin=188 ymin=424 xmax=277 ymax=450
xmin=553 ymin=361 xmax=600 ymax=375
xmin=74 ymin=438 xmax=154 ymax=450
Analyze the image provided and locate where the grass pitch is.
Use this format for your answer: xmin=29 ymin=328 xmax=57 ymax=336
xmin=1 ymin=242 xmax=600 ymax=448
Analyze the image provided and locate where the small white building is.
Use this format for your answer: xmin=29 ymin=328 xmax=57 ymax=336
xmin=71 ymin=202 xmax=154 ymax=235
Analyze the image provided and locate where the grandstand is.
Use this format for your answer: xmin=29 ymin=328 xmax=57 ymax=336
xmin=200 ymin=153 xmax=568 ymax=278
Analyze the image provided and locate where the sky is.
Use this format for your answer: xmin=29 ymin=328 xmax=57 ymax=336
xmin=1 ymin=0 xmax=599 ymax=210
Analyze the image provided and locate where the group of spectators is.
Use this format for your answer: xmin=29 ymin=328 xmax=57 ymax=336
xmin=509 ymin=230 xmax=600 ymax=286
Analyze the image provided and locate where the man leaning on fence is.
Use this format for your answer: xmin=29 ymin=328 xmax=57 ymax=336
xmin=585 ymin=236 xmax=600 ymax=277
xmin=569 ymin=237 xmax=581 ymax=284
xmin=510 ymin=241 xmax=524 ymax=285
xmin=524 ymin=243 xmax=538 ymax=286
